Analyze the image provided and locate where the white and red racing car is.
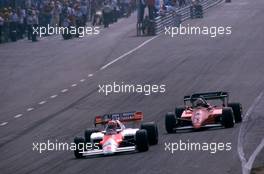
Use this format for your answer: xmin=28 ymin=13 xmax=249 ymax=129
xmin=73 ymin=111 xmax=158 ymax=158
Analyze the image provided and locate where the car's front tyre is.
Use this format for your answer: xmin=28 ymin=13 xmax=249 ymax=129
xmin=74 ymin=137 xmax=85 ymax=159
xmin=165 ymin=112 xmax=176 ymax=133
xmin=84 ymin=128 xmax=99 ymax=143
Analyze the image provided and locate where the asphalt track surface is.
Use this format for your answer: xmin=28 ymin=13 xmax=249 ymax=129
xmin=0 ymin=0 xmax=263 ymax=174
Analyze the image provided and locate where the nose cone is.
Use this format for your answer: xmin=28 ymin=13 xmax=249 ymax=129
xmin=102 ymin=138 xmax=118 ymax=155
xmin=193 ymin=122 xmax=202 ymax=129
xmin=103 ymin=145 xmax=116 ymax=155
xmin=192 ymin=117 xmax=202 ymax=129
xmin=192 ymin=110 xmax=207 ymax=129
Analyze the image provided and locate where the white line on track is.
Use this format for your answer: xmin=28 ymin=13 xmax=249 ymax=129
xmin=61 ymin=89 xmax=68 ymax=93
xmin=100 ymin=35 xmax=159 ymax=70
xmin=246 ymin=139 xmax=264 ymax=171
xmin=3 ymin=34 xmax=159 ymax=127
xmin=27 ymin=108 xmax=34 ymax=112
xmin=50 ymin=95 xmax=58 ymax=99
xmin=238 ymin=91 xmax=264 ymax=174
xmin=0 ymin=122 xmax=8 ymax=126
xmin=38 ymin=101 xmax=47 ymax=105
xmin=14 ymin=114 xmax=23 ymax=118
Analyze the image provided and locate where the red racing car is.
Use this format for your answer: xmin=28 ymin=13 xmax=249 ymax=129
xmin=165 ymin=92 xmax=242 ymax=133
xmin=74 ymin=111 xmax=158 ymax=158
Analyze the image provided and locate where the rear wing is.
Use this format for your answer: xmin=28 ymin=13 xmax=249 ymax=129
xmin=94 ymin=111 xmax=143 ymax=126
xmin=184 ymin=91 xmax=229 ymax=102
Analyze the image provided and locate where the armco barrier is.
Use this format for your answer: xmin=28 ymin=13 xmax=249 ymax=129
xmin=137 ymin=0 xmax=222 ymax=36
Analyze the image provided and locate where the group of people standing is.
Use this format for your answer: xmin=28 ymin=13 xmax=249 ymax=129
xmin=0 ymin=0 xmax=138 ymax=43
xmin=0 ymin=6 xmax=39 ymax=42
xmin=92 ymin=0 xmax=136 ymax=28
xmin=137 ymin=0 xmax=188 ymax=23
xmin=137 ymin=0 xmax=190 ymax=36
xmin=1 ymin=0 xmax=190 ymax=43
xmin=0 ymin=0 xmax=92 ymax=43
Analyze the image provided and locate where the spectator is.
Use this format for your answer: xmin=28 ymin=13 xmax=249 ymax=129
xmin=75 ymin=5 xmax=83 ymax=37
xmin=9 ymin=9 xmax=18 ymax=41
xmin=3 ymin=8 xmax=10 ymax=42
xmin=0 ymin=13 xmax=4 ymax=43
xmin=147 ymin=0 xmax=155 ymax=20
xmin=80 ymin=1 xmax=88 ymax=25
xmin=42 ymin=1 xmax=53 ymax=29
xmin=17 ymin=7 xmax=26 ymax=39
xmin=102 ymin=2 xmax=112 ymax=28
xmin=137 ymin=0 xmax=146 ymax=23
xmin=90 ymin=0 xmax=97 ymax=21
xmin=68 ymin=4 xmax=76 ymax=27
xmin=124 ymin=0 xmax=131 ymax=17
xmin=51 ymin=1 xmax=61 ymax=27
xmin=32 ymin=10 xmax=39 ymax=42
xmin=61 ymin=2 xmax=69 ymax=21
xmin=111 ymin=0 xmax=119 ymax=23
xmin=26 ymin=10 xmax=33 ymax=40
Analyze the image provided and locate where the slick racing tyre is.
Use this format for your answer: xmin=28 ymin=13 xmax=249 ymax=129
xmin=228 ymin=103 xmax=242 ymax=123
xmin=141 ymin=122 xmax=158 ymax=145
xmin=165 ymin=112 xmax=176 ymax=133
xmin=136 ymin=130 xmax=149 ymax=152
xmin=84 ymin=128 xmax=99 ymax=143
xmin=221 ymin=108 xmax=235 ymax=128
xmin=74 ymin=137 xmax=85 ymax=159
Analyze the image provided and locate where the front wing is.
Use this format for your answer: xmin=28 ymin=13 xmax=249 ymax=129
xmin=174 ymin=124 xmax=222 ymax=130
xmin=80 ymin=146 xmax=136 ymax=156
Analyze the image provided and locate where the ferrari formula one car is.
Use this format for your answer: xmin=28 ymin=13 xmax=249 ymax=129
xmin=165 ymin=92 xmax=242 ymax=133
xmin=74 ymin=111 xmax=158 ymax=158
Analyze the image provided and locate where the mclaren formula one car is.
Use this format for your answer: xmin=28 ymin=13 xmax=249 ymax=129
xmin=165 ymin=92 xmax=242 ymax=133
xmin=74 ymin=111 xmax=158 ymax=158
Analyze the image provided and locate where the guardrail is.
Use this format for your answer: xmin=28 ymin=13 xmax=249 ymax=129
xmin=138 ymin=0 xmax=222 ymax=36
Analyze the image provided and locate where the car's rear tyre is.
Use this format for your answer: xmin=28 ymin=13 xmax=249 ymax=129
xmin=84 ymin=128 xmax=99 ymax=143
xmin=165 ymin=112 xmax=176 ymax=133
xmin=228 ymin=103 xmax=242 ymax=123
xmin=141 ymin=122 xmax=158 ymax=145
xmin=74 ymin=137 xmax=85 ymax=159
xmin=221 ymin=108 xmax=235 ymax=128
xmin=136 ymin=130 xmax=149 ymax=152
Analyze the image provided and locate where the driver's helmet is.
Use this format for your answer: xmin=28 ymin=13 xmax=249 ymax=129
xmin=106 ymin=120 xmax=118 ymax=134
xmin=194 ymin=98 xmax=207 ymax=107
